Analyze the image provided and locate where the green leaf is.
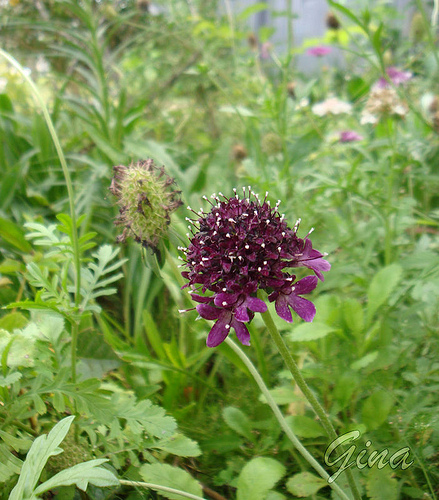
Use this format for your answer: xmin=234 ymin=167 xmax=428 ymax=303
xmin=366 ymin=264 xmax=402 ymax=324
xmin=350 ymin=351 xmax=378 ymax=371
xmin=259 ymin=386 xmax=302 ymax=405
xmin=218 ymin=105 xmax=255 ymax=117
xmin=154 ymin=434 xmax=201 ymax=457
xmin=9 ymin=416 xmax=75 ymax=500
xmin=237 ymin=2 xmax=268 ymax=21
xmin=139 ymin=463 xmax=203 ymax=500
xmin=33 ymin=459 xmax=119 ymax=494
xmin=0 ymin=371 xmax=22 ymax=387
xmin=0 ymin=443 xmax=23 ymax=481
xmin=361 ymin=391 xmax=394 ymax=430
xmin=327 ymin=1 xmax=367 ymax=32
xmin=365 ymin=468 xmax=398 ymax=500
xmin=222 ymin=407 xmax=254 ymax=440
xmin=0 ymin=430 xmax=32 ymax=452
xmin=342 ymin=299 xmax=364 ymax=335
xmin=236 ymin=457 xmax=286 ymax=500
xmin=285 ymin=415 xmax=326 ymax=438
xmin=286 ymin=472 xmax=327 ymax=497
xmin=288 ymin=322 xmax=335 ymax=342
xmin=0 ymin=312 xmax=28 ymax=332
xmin=0 ymin=217 xmax=32 ymax=253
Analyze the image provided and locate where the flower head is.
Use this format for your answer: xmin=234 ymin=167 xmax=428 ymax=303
xmin=307 ymin=46 xmax=332 ymax=57
xmin=110 ymin=159 xmax=182 ymax=250
xmin=375 ymin=67 xmax=412 ymax=88
xmin=180 ymin=189 xmax=330 ymax=347
xmin=360 ymin=87 xmax=408 ymax=125
xmin=339 ymin=130 xmax=363 ymax=142
xmin=312 ymin=97 xmax=352 ymax=117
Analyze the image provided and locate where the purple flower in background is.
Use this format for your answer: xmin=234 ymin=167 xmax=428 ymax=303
xmin=376 ymin=67 xmax=412 ymax=88
xmin=307 ymin=45 xmax=332 ymax=57
xmin=339 ymin=130 xmax=364 ymax=142
xmin=179 ymin=188 xmax=330 ymax=347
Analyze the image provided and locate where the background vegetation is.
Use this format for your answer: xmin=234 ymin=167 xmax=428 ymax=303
xmin=0 ymin=0 xmax=438 ymax=499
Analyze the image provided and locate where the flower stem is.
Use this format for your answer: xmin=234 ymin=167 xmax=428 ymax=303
xmin=225 ymin=337 xmax=352 ymax=500
xmin=119 ymin=480 xmax=206 ymax=500
xmin=259 ymin=304 xmax=362 ymax=500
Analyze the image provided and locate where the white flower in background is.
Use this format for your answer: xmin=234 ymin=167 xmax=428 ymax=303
xmin=361 ymin=87 xmax=408 ymax=124
xmin=0 ymin=77 xmax=7 ymax=93
xmin=36 ymin=56 xmax=50 ymax=74
xmin=295 ymin=97 xmax=310 ymax=110
xmin=312 ymin=97 xmax=352 ymax=117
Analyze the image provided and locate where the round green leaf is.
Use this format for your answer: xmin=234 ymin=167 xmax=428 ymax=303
xmin=237 ymin=457 xmax=286 ymax=500
xmin=286 ymin=472 xmax=327 ymax=497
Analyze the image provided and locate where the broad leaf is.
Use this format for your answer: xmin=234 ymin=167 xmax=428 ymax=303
xmin=236 ymin=457 xmax=286 ymax=500
xmin=286 ymin=472 xmax=327 ymax=497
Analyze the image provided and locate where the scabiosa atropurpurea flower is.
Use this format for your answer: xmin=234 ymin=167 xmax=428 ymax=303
xmin=179 ymin=188 xmax=330 ymax=347
xmin=110 ymin=159 xmax=182 ymax=251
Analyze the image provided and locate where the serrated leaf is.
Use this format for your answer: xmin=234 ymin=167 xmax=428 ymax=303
xmin=222 ymin=407 xmax=253 ymax=440
xmin=140 ymin=463 xmax=203 ymax=500
xmin=33 ymin=459 xmax=119 ymax=494
xmin=365 ymin=468 xmax=398 ymax=500
xmin=366 ymin=264 xmax=402 ymax=324
xmin=236 ymin=457 xmax=286 ymax=500
xmin=154 ymin=434 xmax=201 ymax=457
xmin=0 ymin=371 xmax=22 ymax=387
xmin=9 ymin=416 xmax=75 ymax=500
xmin=288 ymin=322 xmax=335 ymax=342
xmin=286 ymin=472 xmax=327 ymax=497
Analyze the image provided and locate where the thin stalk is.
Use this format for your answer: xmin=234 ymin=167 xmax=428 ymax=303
xmin=119 ymin=480 xmax=207 ymax=500
xmin=225 ymin=337 xmax=352 ymax=500
xmin=0 ymin=50 xmax=82 ymax=384
xmin=259 ymin=303 xmax=362 ymax=500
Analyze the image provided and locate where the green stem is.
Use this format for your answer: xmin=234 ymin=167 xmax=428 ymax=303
xmin=0 ymin=50 xmax=82 ymax=383
xmin=119 ymin=480 xmax=207 ymax=500
xmin=259 ymin=303 xmax=362 ymax=500
xmin=225 ymin=337 xmax=352 ymax=500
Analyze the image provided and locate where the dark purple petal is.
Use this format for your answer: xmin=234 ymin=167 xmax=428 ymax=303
xmin=235 ymin=304 xmax=250 ymax=322
xmin=214 ymin=292 xmax=239 ymax=308
xmin=191 ymin=293 xmax=214 ymax=304
xmin=196 ymin=304 xmax=220 ymax=321
xmin=292 ymin=275 xmax=318 ymax=295
xmin=232 ymin=318 xmax=251 ymax=346
xmin=245 ymin=296 xmax=267 ymax=313
xmin=275 ymin=294 xmax=293 ymax=323
xmin=206 ymin=311 xmax=232 ymax=347
xmin=287 ymin=295 xmax=316 ymax=322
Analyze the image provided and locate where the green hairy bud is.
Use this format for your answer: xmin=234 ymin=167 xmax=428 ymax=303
xmin=110 ymin=159 xmax=182 ymax=250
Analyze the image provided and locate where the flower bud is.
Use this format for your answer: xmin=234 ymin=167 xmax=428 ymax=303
xmin=261 ymin=133 xmax=283 ymax=156
xmin=110 ymin=159 xmax=182 ymax=250
xmin=326 ymin=12 xmax=340 ymax=30
xmin=232 ymin=144 xmax=248 ymax=161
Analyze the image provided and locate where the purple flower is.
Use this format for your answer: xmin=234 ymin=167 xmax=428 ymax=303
xmin=339 ymin=130 xmax=363 ymax=142
xmin=376 ymin=67 xmax=412 ymax=88
xmin=180 ymin=189 xmax=330 ymax=347
xmin=307 ymin=46 xmax=332 ymax=57
xmin=268 ymin=275 xmax=318 ymax=323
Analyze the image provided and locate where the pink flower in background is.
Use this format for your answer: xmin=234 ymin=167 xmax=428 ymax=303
xmin=339 ymin=130 xmax=363 ymax=142
xmin=260 ymin=42 xmax=273 ymax=59
xmin=307 ymin=46 xmax=332 ymax=57
xmin=376 ymin=67 xmax=412 ymax=88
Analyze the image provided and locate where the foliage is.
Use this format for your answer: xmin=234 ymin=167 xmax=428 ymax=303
xmin=0 ymin=0 xmax=438 ymax=499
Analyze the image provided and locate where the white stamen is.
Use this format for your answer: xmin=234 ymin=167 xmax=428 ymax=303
xmin=282 ymin=232 xmax=285 ymax=237
xmin=225 ymin=324 xmax=231 ymax=330
xmin=226 ymin=233 xmax=231 ymax=238
xmin=258 ymin=267 xmax=262 ymax=272
xmin=261 ymin=243 xmax=265 ymax=248
xmin=245 ymin=244 xmax=249 ymax=249
xmin=222 ymin=301 xmax=227 ymax=306
xmin=222 ymin=287 xmax=227 ymax=291
xmin=263 ymin=261 xmax=267 ymax=265
xmin=278 ymin=247 xmax=282 ymax=252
